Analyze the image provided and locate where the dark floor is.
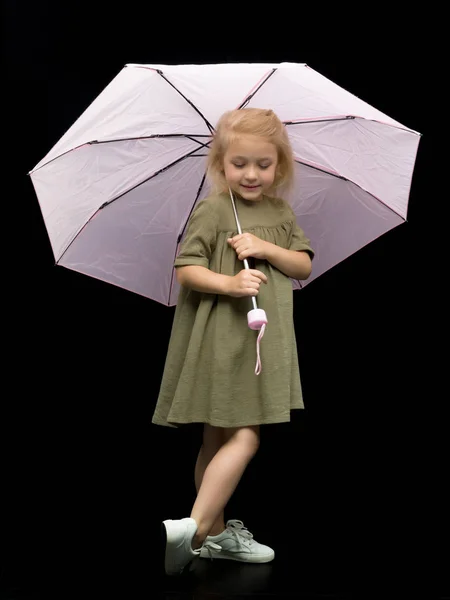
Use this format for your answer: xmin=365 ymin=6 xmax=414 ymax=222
xmin=2 ymin=426 xmax=450 ymax=600
xmin=2 ymin=401 xmax=449 ymax=600
xmin=1 ymin=520 xmax=449 ymax=600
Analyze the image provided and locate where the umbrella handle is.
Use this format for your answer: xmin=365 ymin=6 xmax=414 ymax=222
xmin=242 ymin=258 xmax=258 ymax=312
xmin=229 ymin=189 xmax=268 ymax=375
xmin=229 ymin=189 xmax=262 ymax=313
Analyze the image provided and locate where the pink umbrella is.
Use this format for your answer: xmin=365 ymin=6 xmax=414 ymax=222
xmin=29 ymin=62 xmax=421 ymax=307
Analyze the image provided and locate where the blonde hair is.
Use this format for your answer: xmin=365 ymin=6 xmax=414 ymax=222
xmin=206 ymin=108 xmax=295 ymax=196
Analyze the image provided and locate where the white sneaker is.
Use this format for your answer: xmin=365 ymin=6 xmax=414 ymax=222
xmin=162 ymin=518 xmax=201 ymax=575
xmin=162 ymin=517 xmax=222 ymax=575
xmin=199 ymin=519 xmax=275 ymax=563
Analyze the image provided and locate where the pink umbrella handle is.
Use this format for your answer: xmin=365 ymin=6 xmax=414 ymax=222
xmin=247 ymin=308 xmax=268 ymax=330
xmin=248 ymin=308 xmax=268 ymax=375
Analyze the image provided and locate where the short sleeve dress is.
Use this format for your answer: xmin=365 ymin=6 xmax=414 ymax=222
xmin=151 ymin=192 xmax=314 ymax=428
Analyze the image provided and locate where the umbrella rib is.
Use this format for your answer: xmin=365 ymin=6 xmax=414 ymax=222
xmin=93 ymin=134 xmax=212 ymax=150
xmin=238 ymin=68 xmax=277 ymax=109
xmin=168 ymin=172 xmax=208 ymax=306
xmin=294 ymin=158 xmax=404 ymax=220
xmin=156 ymin=70 xmax=215 ymax=134
xmin=57 ymin=147 xmax=204 ymax=264
xmin=29 ymin=134 xmax=211 ymax=173
xmin=91 ymin=134 xmax=212 ymax=151
xmin=98 ymin=150 xmax=204 ymax=209
xmin=285 ymin=116 xmax=355 ymax=125
xmin=185 ymin=136 xmax=212 ymax=150
xmin=176 ymin=173 xmax=208 ymax=244
xmin=91 ymin=134 xmax=211 ymax=146
xmin=285 ymin=115 xmax=419 ymax=134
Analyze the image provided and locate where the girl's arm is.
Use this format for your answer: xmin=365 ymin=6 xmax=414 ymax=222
xmin=264 ymin=243 xmax=312 ymax=280
xmin=176 ymin=265 xmax=268 ymax=296
xmin=176 ymin=265 xmax=231 ymax=295
xmin=227 ymin=234 xmax=312 ymax=281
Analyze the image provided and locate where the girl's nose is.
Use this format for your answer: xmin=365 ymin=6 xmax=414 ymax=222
xmin=245 ymin=166 xmax=257 ymax=181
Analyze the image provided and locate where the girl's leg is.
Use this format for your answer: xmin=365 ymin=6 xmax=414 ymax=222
xmin=190 ymin=425 xmax=260 ymax=550
xmin=194 ymin=425 xmax=226 ymax=536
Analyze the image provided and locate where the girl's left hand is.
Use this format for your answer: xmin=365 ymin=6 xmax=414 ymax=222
xmin=227 ymin=233 xmax=269 ymax=261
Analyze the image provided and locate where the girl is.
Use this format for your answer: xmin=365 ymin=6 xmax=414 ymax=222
xmin=152 ymin=108 xmax=314 ymax=575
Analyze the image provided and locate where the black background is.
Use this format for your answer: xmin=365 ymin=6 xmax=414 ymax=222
xmin=2 ymin=2 xmax=446 ymax=598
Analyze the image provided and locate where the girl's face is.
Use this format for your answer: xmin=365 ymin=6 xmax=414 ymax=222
xmin=223 ymin=135 xmax=278 ymax=202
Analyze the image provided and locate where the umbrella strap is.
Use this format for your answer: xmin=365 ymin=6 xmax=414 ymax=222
xmin=255 ymin=323 xmax=266 ymax=375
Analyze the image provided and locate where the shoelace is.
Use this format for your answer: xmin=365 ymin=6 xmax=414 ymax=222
xmin=200 ymin=539 xmax=222 ymax=560
xmin=200 ymin=520 xmax=254 ymax=562
xmin=225 ymin=519 xmax=254 ymax=545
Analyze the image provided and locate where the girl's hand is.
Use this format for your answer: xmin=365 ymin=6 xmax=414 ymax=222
xmin=226 ymin=269 xmax=268 ymax=298
xmin=227 ymin=233 xmax=269 ymax=261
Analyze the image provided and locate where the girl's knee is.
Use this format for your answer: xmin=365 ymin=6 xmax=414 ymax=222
xmin=225 ymin=425 xmax=260 ymax=456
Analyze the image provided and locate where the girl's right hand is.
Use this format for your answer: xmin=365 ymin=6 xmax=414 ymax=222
xmin=226 ymin=269 xmax=268 ymax=298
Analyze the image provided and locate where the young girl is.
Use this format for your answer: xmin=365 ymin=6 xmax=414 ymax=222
xmin=152 ymin=108 xmax=314 ymax=576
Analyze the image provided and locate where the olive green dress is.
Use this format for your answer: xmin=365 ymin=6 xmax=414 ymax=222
xmin=151 ymin=192 xmax=314 ymax=428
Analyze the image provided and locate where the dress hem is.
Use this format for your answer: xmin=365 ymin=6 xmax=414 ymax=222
xmin=151 ymin=408 xmax=304 ymax=428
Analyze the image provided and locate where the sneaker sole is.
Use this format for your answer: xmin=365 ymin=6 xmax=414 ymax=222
xmin=199 ymin=549 xmax=275 ymax=563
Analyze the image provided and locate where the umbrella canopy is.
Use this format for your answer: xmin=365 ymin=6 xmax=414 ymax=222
xmin=29 ymin=62 xmax=421 ymax=306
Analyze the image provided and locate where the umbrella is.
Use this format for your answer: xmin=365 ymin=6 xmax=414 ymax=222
xmin=29 ymin=62 xmax=421 ymax=307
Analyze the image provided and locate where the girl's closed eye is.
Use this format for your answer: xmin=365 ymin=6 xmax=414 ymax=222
xmin=232 ymin=163 xmax=270 ymax=170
